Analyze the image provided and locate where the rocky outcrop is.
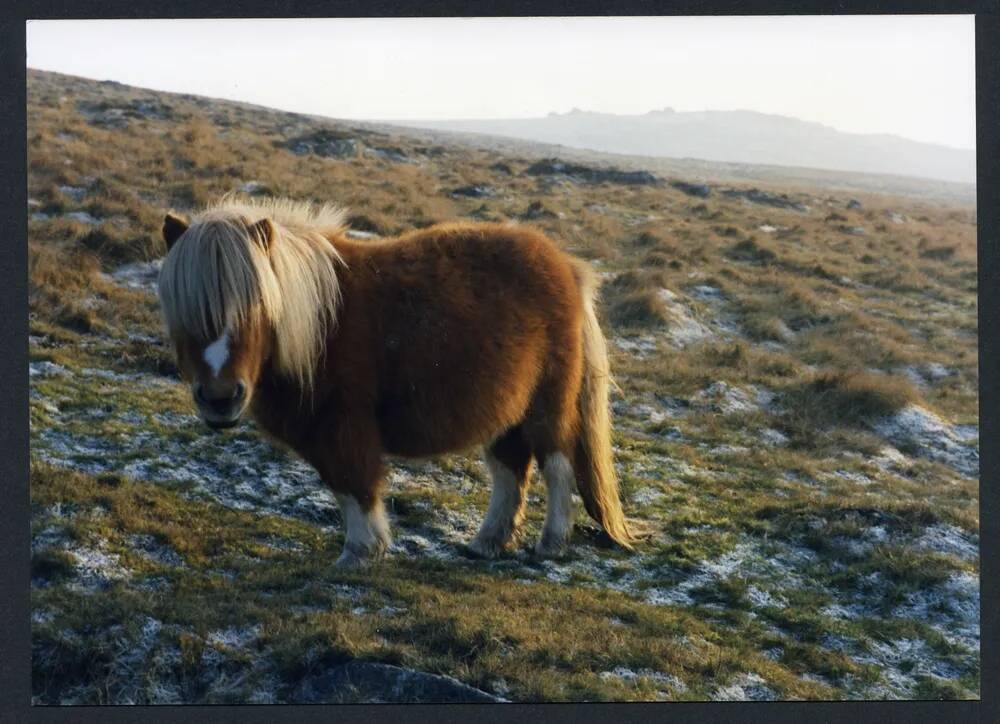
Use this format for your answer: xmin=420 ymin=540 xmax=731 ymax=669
xmin=526 ymin=159 xmax=659 ymax=186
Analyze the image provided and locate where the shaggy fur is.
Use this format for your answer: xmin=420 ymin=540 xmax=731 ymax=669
xmin=158 ymin=196 xmax=345 ymax=391
xmin=158 ymin=196 xmax=634 ymax=563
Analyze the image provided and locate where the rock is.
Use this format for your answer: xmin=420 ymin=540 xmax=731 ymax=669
xmin=671 ymin=181 xmax=711 ymax=197
xmin=75 ymin=98 xmax=174 ymax=128
xmin=285 ymin=132 xmax=359 ymax=158
xmin=293 ymin=662 xmax=505 ymax=703
xmin=887 ymin=211 xmax=907 ymax=224
xmin=838 ymin=225 xmax=866 ymax=236
xmin=758 ymin=224 xmax=778 ymax=233
xmin=526 ymin=158 xmax=659 ymax=186
xmin=521 ymin=200 xmax=557 ymax=220
xmin=365 ymin=146 xmax=410 ymax=163
xmin=721 ymin=188 xmax=809 ymax=213
xmin=450 ymin=185 xmax=495 ymax=198
xmin=846 ymin=199 xmax=863 ymax=209
xmin=490 ymin=162 xmax=512 ymax=175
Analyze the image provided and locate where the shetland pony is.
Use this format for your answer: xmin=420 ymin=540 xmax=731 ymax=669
xmin=157 ymin=196 xmax=634 ymax=567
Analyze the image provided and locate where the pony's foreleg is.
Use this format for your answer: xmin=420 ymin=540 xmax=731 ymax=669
xmin=309 ymin=418 xmax=392 ymax=568
xmin=333 ymin=493 xmax=391 ymax=568
xmin=469 ymin=428 xmax=532 ymax=558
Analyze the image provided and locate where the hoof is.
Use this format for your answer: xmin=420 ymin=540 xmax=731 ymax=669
xmin=534 ymin=531 xmax=570 ymax=559
xmin=335 ymin=543 xmax=386 ymax=569
xmin=466 ymin=536 xmax=507 ymax=560
xmin=335 ymin=549 xmax=368 ymax=569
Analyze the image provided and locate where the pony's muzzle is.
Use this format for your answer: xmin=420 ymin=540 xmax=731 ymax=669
xmin=193 ymin=380 xmax=247 ymax=428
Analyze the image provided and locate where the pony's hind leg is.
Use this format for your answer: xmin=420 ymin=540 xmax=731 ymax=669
xmin=536 ymin=451 xmax=576 ymax=557
xmin=468 ymin=427 xmax=532 ymax=559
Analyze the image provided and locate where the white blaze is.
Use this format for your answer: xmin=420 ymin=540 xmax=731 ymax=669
xmin=203 ymin=331 xmax=230 ymax=377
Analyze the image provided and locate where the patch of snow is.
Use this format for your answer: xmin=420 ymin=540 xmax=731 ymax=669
xmin=58 ymin=185 xmax=86 ymax=201
xmin=871 ymin=446 xmax=909 ymax=472
xmin=657 ymin=289 xmax=714 ymax=348
xmin=599 ymin=667 xmax=687 ymax=694
xmin=952 ymin=425 xmax=979 ymax=443
xmin=66 ymin=543 xmax=132 ymax=589
xmin=612 ymin=334 xmax=659 ymax=358
xmin=693 ymin=381 xmax=768 ymax=415
xmin=207 ymin=624 xmax=261 ymax=650
xmin=914 ymin=523 xmax=978 ymax=562
xmin=127 ymin=534 xmax=186 ymax=567
xmin=872 ymin=405 xmax=978 ymax=478
xmin=712 ymin=672 xmax=776 ymax=701
xmin=30 ymin=361 xmax=71 ymax=378
xmin=631 ymin=486 xmax=666 ymax=505
xmin=853 ymin=638 xmax=966 ymax=698
xmin=690 ymin=285 xmax=723 ymax=301
xmin=745 ymin=585 xmax=787 ymax=609
xmin=111 ymin=259 xmax=162 ymax=291
xmin=65 ymin=211 xmax=100 ymax=225
xmin=759 ymin=428 xmax=789 ymax=446
xmin=239 ymin=181 xmax=266 ymax=193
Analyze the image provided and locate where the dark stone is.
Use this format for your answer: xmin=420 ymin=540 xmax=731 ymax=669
xmin=521 ymin=200 xmax=557 ymax=220
xmin=670 ymin=181 xmax=711 ymax=197
xmin=526 ymin=158 xmax=659 ymax=186
xmin=366 ymin=146 xmax=410 ymax=163
xmin=284 ymin=131 xmax=359 ymax=158
xmin=451 ymin=185 xmax=495 ymax=198
xmin=846 ymin=199 xmax=863 ymax=209
xmin=721 ymin=188 xmax=809 ymax=213
xmin=292 ymin=662 xmax=505 ymax=704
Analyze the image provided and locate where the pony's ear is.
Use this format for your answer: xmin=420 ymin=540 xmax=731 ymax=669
xmin=248 ymin=217 xmax=275 ymax=252
xmin=162 ymin=213 xmax=189 ymax=251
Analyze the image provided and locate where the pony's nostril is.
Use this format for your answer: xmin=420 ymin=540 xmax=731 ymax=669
xmin=193 ymin=383 xmax=206 ymax=405
xmin=234 ymin=381 xmax=247 ymax=401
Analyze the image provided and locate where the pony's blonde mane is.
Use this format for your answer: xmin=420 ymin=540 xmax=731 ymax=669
xmin=157 ymin=195 xmax=347 ymax=391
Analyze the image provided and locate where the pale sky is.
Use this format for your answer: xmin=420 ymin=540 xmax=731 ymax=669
xmin=26 ymin=16 xmax=976 ymax=149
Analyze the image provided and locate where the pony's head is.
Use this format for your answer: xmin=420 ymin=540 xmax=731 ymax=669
xmin=156 ymin=199 xmax=345 ymax=429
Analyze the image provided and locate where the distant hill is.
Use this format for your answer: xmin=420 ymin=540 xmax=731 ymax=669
xmin=388 ymin=108 xmax=976 ymax=185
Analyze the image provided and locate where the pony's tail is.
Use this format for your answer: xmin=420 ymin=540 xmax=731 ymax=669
xmin=570 ymin=261 xmax=635 ymax=550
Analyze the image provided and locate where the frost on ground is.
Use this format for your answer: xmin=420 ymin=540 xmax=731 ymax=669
xmin=872 ymin=405 xmax=979 ymax=478
xmin=30 ymin=334 xmax=981 ymax=701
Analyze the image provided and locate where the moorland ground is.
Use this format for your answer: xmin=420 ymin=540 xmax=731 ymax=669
xmin=28 ymin=69 xmax=979 ymax=703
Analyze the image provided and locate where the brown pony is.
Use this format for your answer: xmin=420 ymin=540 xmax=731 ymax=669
xmin=157 ymin=196 xmax=634 ymax=567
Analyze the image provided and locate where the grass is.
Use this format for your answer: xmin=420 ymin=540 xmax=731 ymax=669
xmin=26 ymin=68 xmax=980 ymax=704
xmin=782 ymin=370 xmax=921 ymax=433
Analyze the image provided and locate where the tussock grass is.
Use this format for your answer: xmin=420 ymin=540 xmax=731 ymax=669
xmin=608 ymin=291 xmax=670 ymax=329
xmin=782 ymin=370 xmax=921 ymax=434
